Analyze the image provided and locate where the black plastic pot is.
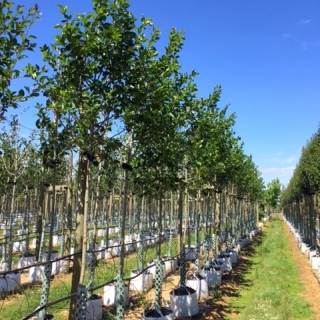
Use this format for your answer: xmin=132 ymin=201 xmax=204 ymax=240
xmin=170 ymin=286 xmax=196 ymax=296
xmin=144 ymin=307 xmax=173 ymax=317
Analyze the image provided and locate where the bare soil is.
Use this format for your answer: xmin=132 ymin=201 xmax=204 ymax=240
xmin=283 ymin=218 xmax=320 ymax=320
xmin=1 ymin=235 xmax=263 ymax=319
xmin=125 ymin=219 xmax=320 ymax=320
xmin=124 ymin=236 xmax=264 ymax=320
xmin=4 ymin=219 xmax=320 ymax=320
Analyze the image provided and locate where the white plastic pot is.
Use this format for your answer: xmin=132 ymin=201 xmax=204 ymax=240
xmin=169 ymin=286 xmax=199 ymax=317
xmin=13 ymin=241 xmax=22 ymax=252
xmin=86 ymin=294 xmax=102 ymax=320
xmin=217 ymin=254 xmax=232 ymax=272
xmin=43 ymin=251 xmax=59 ymax=261
xmin=162 ymin=257 xmax=178 ymax=274
xmin=97 ymin=229 xmax=105 ymax=237
xmin=31 ymin=238 xmax=37 ymax=249
xmin=300 ymin=243 xmax=309 ymax=254
xmin=150 ymin=236 xmax=158 ymax=245
xmin=201 ymin=266 xmax=220 ymax=288
xmin=125 ymin=234 xmax=133 ymax=243
xmin=103 ymin=283 xmax=129 ymax=306
xmin=147 ymin=260 xmax=166 ymax=280
xmin=100 ymin=239 xmax=107 ymax=248
xmin=186 ymin=274 xmax=209 ymax=299
xmin=211 ymin=264 xmax=222 ymax=286
xmin=145 ymin=236 xmax=153 ymax=246
xmin=184 ymin=245 xmax=197 ymax=261
xmin=238 ymin=238 xmax=250 ymax=249
xmin=111 ymin=241 xmax=121 ymax=256
xmin=224 ymin=249 xmax=238 ymax=264
xmin=129 ymin=270 xmax=153 ymax=292
xmin=52 ymin=235 xmax=59 ymax=246
xmin=309 ymin=250 xmax=317 ymax=261
xmin=125 ymin=242 xmax=135 ymax=253
xmin=311 ymin=256 xmax=320 ymax=270
xmin=0 ymin=262 xmax=13 ymax=272
xmin=18 ymin=254 xmax=36 ymax=268
xmin=142 ymin=231 xmax=150 ymax=238
xmin=56 ymin=259 xmax=70 ymax=274
xmin=29 ymin=266 xmax=43 ymax=282
xmin=0 ymin=272 xmax=21 ymax=292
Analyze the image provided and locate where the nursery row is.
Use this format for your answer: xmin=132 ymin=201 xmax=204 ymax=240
xmin=284 ymin=214 xmax=320 ymax=275
xmin=0 ymin=1 xmax=279 ymax=319
xmin=0 ymin=219 xmax=264 ymax=320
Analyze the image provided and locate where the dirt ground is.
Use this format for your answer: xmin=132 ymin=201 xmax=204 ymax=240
xmin=125 ymin=239 xmax=262 ymax=320
xmin=4 ymin=219 xmax=320 ymax=319
xmin=283 ymin=218 xmax=320 ymax=320
xmin=125 ymin=220 xmax=320 ymax=320
xmin=0 ymin=231 xmax=266 ymax=319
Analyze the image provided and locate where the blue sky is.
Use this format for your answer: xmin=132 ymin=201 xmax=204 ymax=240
xmin=6 ymin=0 xmax=320 ymax=187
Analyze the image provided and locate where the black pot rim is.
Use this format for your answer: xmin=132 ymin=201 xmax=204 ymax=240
xmin=170 ymin=286 xmax=196 ymax=296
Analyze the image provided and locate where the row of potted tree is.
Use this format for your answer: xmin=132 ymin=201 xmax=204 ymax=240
xmin=0 ymin=0 xmax=269 ymax=319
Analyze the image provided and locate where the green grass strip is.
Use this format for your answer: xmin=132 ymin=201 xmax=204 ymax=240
xmin=227 ymin=216 xmax=314 ymax=320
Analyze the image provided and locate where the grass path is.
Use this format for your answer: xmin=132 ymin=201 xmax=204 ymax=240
xmin=3 ymin=217 xmax=318 ymax=319
xmin=227 ymin=216 xmax=314 ymax=320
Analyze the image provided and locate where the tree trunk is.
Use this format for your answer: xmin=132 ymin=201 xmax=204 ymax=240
xmin=178 ymin=189 xmax=183 ymax=252
xmin=214 ymin=192 xmax=221 ymax=255
xmin=68 ymin=153 xmax=88 ymax=320
xmin=35 ymin=181 xmax=45 ymax=261
xmin=66 ymin=152 xmax=73 ymax=256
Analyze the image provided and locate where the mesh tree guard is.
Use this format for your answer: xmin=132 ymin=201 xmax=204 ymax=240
xmin=138 ymin=230 xmax=143 ymax=271
xmin=38 ymin=262 xmax=52 ymax=319
xmin=180 ymin=246 xmax=186 ymax=286
xmin=87 ymin=232 xmax=96 ymax=297
xmin=75 ymin=284 xmax=87 ymax=320
xmin=116 ymin=273 xmax=125 ymax=320
xmin=154 ymin=258 xmax=163 ymax=308
xmin=204 ymin=234 xmax=210 ymax=267
xmin=38 ymin=230 xmax=45 ymax=262
xmin=7 ymin=241 xmax=13 ymax=271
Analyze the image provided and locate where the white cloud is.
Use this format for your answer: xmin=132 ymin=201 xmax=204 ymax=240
xmin=260 ymin=155 xmax=297 ymax=164
xmin=298 ymin=19 xmax=310 ymax=25
xmin=260 ymin=166 xmax=296 ymax=186
xmin=282 ymin=156 xmax=297 ymax=163
xmin=257 ymin=151 xmax=299 ymax=185
xmin=261 ymin=166 xmax=295 ymax=174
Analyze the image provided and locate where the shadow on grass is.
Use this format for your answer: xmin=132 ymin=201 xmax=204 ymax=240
xmin=97 ymin=230 xmax=268 ymax=320
xmin=194 ymin=230 xmax=267 ymax=320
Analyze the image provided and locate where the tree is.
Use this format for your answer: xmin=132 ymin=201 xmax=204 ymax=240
xmin=35 ymin=1 xmax=169 ymax=318
xmin=0 ymin=1 xmax=42 ymax=114
xmin=264 ymin=178 xmax=282 ymax=212
xmin=122 ymin=24 xmax=199 ymax=307
xmin=0 ymin=116 xmax=35 ymax=209
xmin=298 ymin=130 xmax=320 ymax=195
